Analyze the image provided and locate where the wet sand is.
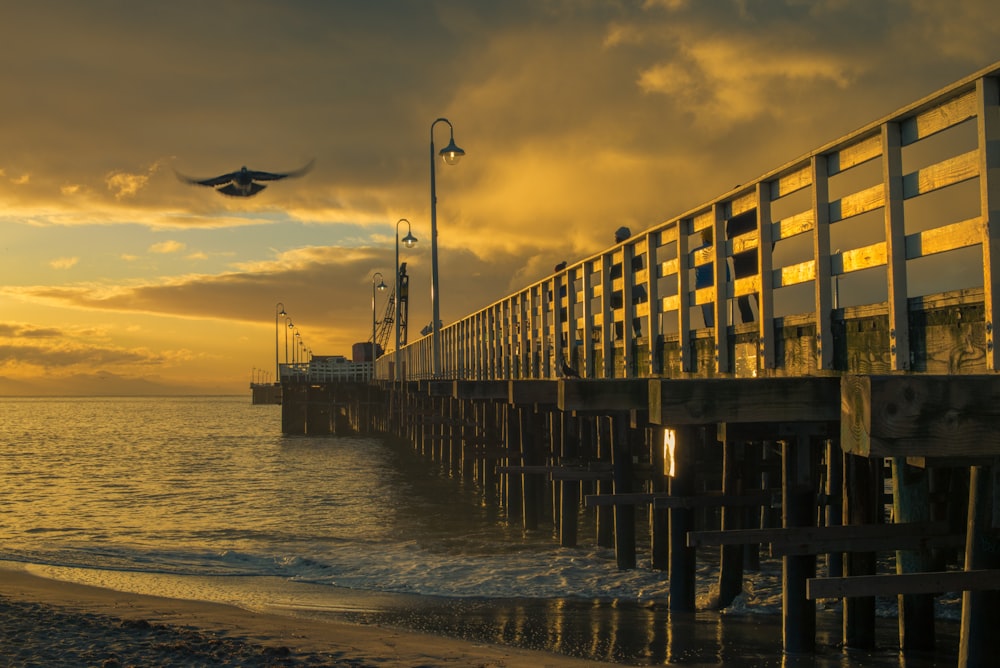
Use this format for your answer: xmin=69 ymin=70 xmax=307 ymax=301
xmin=0 ymin=566 xmax=602 ymax=667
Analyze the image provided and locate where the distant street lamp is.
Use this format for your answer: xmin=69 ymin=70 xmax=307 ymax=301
xmin=294 ymin=329 xmax=301 ymax=364
xmin=372 ymin=271 xmax=387 ymax=367
xmin=275 ymin=303 xmax=286 ymax=381
xmin=429 ymin=117 xmax=465 ymax=377
xmin=394 ymin=218 xmax=417 ymax=381
xmin=284 ymin=317 xmax=293 ymax=369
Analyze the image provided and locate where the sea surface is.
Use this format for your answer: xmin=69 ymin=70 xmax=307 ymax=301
xmin=0 ymin=395 xmax=961 ymax=665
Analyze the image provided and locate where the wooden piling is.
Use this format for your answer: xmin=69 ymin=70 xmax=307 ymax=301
xmin=559 ymin=411 xmax=580 ymax=548
xmin=959 ymin=465 xmax=1000 ymax=667
xmin=668 ymin=425 xmax=697 ymax=611
xmin=891 ymin=457 xmax=936 ymax=652
xmin=610 ymin=412 xmax=636 ymax=570
xmin=595 ymin=417 xmax=614 ymax=548
xmin=842 ymin=452 xmax=881 ymax=649
xmin=781 ymin=433 xmax=816 ymax=655
xmin=717 ymin=439 xmax=744 ymax=608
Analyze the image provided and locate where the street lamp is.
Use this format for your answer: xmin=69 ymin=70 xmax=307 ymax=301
xmin=274 ymin=302 xmax=286 ymax=382
xmin=372 ymin=271 xmax=387 ymax=367
xmin=429 ymin=117 xmax=465 ymax=377
xmin=284 ymin=317 xmax=293 ymax=368
xmin=394 ymin=218 xmax=417 ymax=381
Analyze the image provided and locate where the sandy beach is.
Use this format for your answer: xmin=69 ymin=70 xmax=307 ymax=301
xmin=0 ymin=566 xmax=605 ymax=667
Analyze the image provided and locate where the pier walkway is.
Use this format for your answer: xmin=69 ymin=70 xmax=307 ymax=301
xmin=282 ymin=62 xmax=1000 ymax=665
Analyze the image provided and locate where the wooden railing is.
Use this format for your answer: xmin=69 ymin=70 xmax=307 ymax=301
xmin=377 ymin=61 xmax=1000 ymax=382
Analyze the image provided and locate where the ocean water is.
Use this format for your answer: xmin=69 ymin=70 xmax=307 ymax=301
xmin=0 ymin=396 xmax=960 ymax=665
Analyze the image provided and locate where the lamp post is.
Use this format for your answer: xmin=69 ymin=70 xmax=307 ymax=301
xmin=274 ymin=302 xmax=286 ymax=382
xmin=372 ymin=272 xmax=387 ymax=369
xmin=284 ymin=317 xmax=293 ymax=368
xmin=394 ymin=218 xmax=418 ymax=381
xmin=429 ymin=117 xmax=465 ymax=377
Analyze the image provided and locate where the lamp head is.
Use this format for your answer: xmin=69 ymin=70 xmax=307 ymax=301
xmin=402 ymin=230 xmax=418 ymax=248
xmin=440 ymin=137 xmax=465 ymax=165
xmin=377 ymin=279 xmax=387 ymax=291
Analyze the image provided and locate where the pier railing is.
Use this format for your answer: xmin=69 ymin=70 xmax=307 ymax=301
xmin=377 ymin=61 xmax=1000 ymax=382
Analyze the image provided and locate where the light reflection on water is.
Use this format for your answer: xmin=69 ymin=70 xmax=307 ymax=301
xmin=0 ymin=396 xmax=963 ymax=665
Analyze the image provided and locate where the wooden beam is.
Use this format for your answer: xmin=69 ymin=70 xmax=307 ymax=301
xmin=649 ymin=377 xmax=840 ymax=425
xmin=558 ymin=379 xmax=649 ymax=413
xmin=808 ymin=570 xmax=1000 ymax=599
xmin=508 ymin=379 xmax=558 ymax=406
xmin=841 ymin=374 xmax=1000 ymax=457
xmin=688 ymin=521 xmax=949 ymax=549
xmin=452 ymin=379 xmax=508 ymax=400
xmin=653 ymin=492 xmax=774 ymax=510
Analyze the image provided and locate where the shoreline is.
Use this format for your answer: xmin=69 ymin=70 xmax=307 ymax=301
xmin=0 ymin=565 xmax=603 ymax=667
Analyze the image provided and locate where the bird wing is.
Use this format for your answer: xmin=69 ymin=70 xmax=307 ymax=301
xmin=247 ymin=159 xmax=314 ymax=182
xmin=218 ymin=182 xmax=267 ymax=197
xmin=175 ymin=169 xmax=240 ymax=187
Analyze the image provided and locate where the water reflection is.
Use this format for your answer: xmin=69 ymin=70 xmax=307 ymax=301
xmin=350 ymin=598 xmax=960 ymax=666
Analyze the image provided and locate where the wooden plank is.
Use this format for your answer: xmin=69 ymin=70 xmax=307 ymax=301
xmin=808 ymin=569 xmax=1000 ymax=599
xmin=452 ymin=379 xmax=509 ymax=400
xmin=551 ymin=469 xmax=612 ymax=481
xmin=828 ymin=133 xmax=882 ymax=175
xmin=841 ymin=242 xmax=887 ymax=273
xmin=771 ymin=533 xmax=963 ymax=556
xmin=829 ymin=183 xmax=885 ymax=223
xmin=902 ymin=150 xmax=979 ymax=199
xmin=841 ymin=375 xmax=1000 ymax=457
xmin=774 ymin=259 xmax=816 ymax=288
xmin=688 ymin=521 xmax=949 ymax=549
xmin=773 ymin=209 xmax=814 ymax=241
xmin=731 ymin=190 xmax=757 ymax=217
xmin=652 ymin=492 xmax=774 ymax=510
xmin=648 ymin=377 xmax=840 ymax=425
xmin=905 ymin=217 xmax=984 ymax=258
xmin=508 ymin=379 xmax=558 ymax=405
xmin=558 ymin=378 xmax=648 ymax=412
xmin=900 ymin=89 xmax=977 ymax=145
xmin=495 ymin=465 xmax=553 ymax=474
xmin=585 ymin=492 xmax=657 ymax=507
xmin=771 ymin=164 xmax=812 ymax=199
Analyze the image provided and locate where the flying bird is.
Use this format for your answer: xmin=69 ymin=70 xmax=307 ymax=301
xmin=177 ymin=160 xmax=314 ymax=197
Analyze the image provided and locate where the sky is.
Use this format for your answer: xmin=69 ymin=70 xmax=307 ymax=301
xmin=1 ymin=0 xmax=999 ymax=395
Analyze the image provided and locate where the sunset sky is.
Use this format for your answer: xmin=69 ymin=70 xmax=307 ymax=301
xmin=2 ymin=0 xmax=999 ymax=395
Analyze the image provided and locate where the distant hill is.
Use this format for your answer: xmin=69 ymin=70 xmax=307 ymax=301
xmin=0 ymin=373 xmax=240 ymax=396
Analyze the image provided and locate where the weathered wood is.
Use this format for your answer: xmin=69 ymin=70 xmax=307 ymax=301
xmin=718 ymin=440 xmax=745 ymax=609
xmin=843 ymin=453 xmax=881 ymax=650
xmin=668 ymin=426 xmax=697 ymax=611
xmin=585 ymin=492 xmax=657 ymax=506
xmin=649 ymin=377 xmax=839 ymax=425
xmin=782 ymin=435 xmax=816 ymax=654
xmin=808 ymin=569 xmax=1000 ymax=599
xmin=901 ymin=88 xmax=977 ymax=144
xmin=654 ymin=491 xmax=773 ymax=510
xmin=610 ymin=413 xmax=636 ymax=570
xmin=452 ymin=379 xmax=509 ymax=400
xmin=688 ymin=521 xmax=950 ymax=549
xmin=508 ymin=380 xmax=559 ymax=406
xmin=960 ymin=465 xmax=1000 ymax=667
xmin=558 ymin=379 xmax=648 ymax=413
xmin=841 ymin=374 xmax=1000 ymax=457
xmin=891 ymin=457 xmax=936 ymax=651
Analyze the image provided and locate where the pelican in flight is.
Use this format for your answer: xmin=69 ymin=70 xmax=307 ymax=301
xmin=177 ymin=160 xmax=313 ymax=197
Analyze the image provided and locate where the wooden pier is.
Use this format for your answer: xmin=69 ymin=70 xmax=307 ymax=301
xmin=280 ymin=61 xmax=1000 ymax=664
